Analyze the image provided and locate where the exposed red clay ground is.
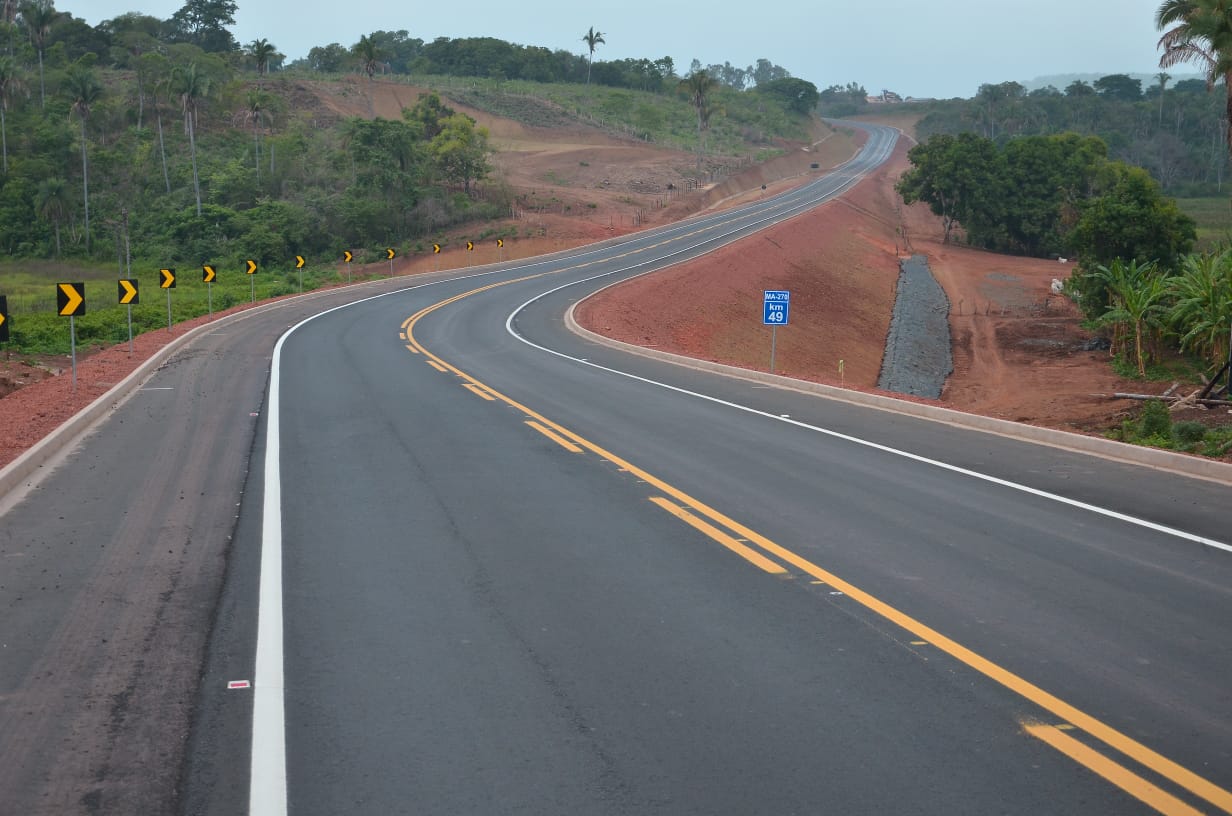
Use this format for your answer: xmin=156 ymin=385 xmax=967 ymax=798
xmin=0 ymin=84 xmax=1207 ymax=472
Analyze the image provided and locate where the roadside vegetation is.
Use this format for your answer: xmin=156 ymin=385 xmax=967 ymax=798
xmin=0 ymin=0 xmax=822 ymax=355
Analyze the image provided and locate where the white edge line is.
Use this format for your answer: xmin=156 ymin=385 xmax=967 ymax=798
xmin=497 ymin=133 xmax=1231 ymax=555
xmin=247 ymin=124 xmax=902 ymax=813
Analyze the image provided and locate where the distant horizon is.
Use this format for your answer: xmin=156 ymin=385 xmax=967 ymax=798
xmin=75 ymin=0 xmax=1181 ymax=101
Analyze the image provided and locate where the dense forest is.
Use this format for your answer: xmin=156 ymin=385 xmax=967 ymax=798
xmin=822 ymin=76 xmax=1230 ymax=196
xmin=0 ymin=0 xmax=819 ymax=270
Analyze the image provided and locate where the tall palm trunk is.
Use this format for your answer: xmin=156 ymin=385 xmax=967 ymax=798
xmin=80 ymin=118 xmax=89 ymax=251
xmin=1 ymin=105 xmax=7 ymax=173
xmin=36 ymin=48 xmax=43 ymax=110
xmin=52 ymin=219 xmax=59 ymax=256
xmin=156 ymin=105 xmax=170 ymax=193
xmin=188 ymin=110 xmax=201 ymax=215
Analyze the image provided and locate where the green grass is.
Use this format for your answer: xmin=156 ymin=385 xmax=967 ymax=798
xmin=0 ymin=257 xmax=374 ymax=355
xmin=413 ymin=74 xmax=813 ymax=157
xmin=1176 ymin=197 xmax=1232 ymax=249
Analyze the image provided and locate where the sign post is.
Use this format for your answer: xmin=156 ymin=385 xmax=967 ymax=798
xmin=118 ymin=279 xmax=139 ymax=352
xmin=763 ymin=290 xmax=790 ymax=373
xmin=160 ymin=268 xmax=176 ymax=331
xmin=343 ymin=250 xmax=353 ymax=284
xmin=497 ymin=238 xmax=504 ymax=262
xmin=202 ymin=265 xmax=216 ymax=316
xmin=57 ymin=282 xmax=85 ymax=391
xmin=386 ymin=247 xmax=396 ymax=275
xmin=246 ymin=259 xmax=258 ymax=302
xmin=295 ymin=255 xmax=306 ymax=292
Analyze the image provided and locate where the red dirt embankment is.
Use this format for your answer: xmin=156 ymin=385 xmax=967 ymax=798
xmin=577 ymin=135 xmax=1164 ymax=434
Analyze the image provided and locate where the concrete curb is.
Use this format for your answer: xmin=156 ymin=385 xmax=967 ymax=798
xmin=564 ymin=302 xmax=1232 ymax=485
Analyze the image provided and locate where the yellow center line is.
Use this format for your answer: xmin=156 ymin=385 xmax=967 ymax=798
xmin=425 ymin=360 xmax=447 ymax=373
xmin=402 ymin=260 xmax=1232 ymax=816
xmin=1025 ymin=724 xmax=1204 ymax=816
xmin=526 ymin=420 xmax=583 ymax=453
xmin=464 ymin=383 xmax=495 ymax=401
xmin=649 ymin=497 xmax=786 ymax=574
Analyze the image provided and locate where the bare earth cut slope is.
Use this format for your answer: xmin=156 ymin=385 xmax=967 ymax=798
xmin=0 ymin=79 xmax=1204 ymax=473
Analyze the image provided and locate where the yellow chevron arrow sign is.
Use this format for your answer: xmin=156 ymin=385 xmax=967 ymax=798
xmin=118 ymin=279 xmax=139 ymax=304
xmin=57 ymin=282 xmax=85 ymax=316
xmin=386 ymin=248 xmax=396 ymax=260
xmin=160 ymin=268 xmax=176 ymax=289
xmin=246 ymin=259 xmax=258 ymax=275
xmin=202 ymin=265 xmax=216 ymax=283
xmin=295 ymin=255 xmax=305 ymax=269
xmin=343 ymin=250 xmax=353 ymax=263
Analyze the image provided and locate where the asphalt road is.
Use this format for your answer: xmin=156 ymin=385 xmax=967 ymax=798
xmin=3 ymin=123 xmax=1230 ymax=816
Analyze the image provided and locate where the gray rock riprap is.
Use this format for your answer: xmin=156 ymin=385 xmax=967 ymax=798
xmin=877 ymin=254 xmax=953 ymax=399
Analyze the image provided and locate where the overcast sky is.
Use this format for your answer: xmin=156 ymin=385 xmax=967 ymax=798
xmin=78 ymin=0 xmax=1179 ymax=100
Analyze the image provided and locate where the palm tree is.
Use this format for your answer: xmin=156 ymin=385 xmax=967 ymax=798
xmin=1156 ymin=0 xmax=1232 ymax=164
xmin=1167 ymin=249 xmax=1232 ymax=367
xmin=243 ymin=89 xmax=270 ymax=179
xmin=680 ymin=69 xmax=718 ymax=153
xmin=246 ymin=38 xmax=280 ymax=78
xmin=142 ymin=52 xmax=171 ymax=193
xmin=1155 ymin=71 xmax=1171 ymax=127
xmin=35 ymin=177 xmax=66 ymax=255
xmin=354 ymin=34 xmax=381 ymax=80
xmin=581 ymin=26 xmax=604 ymax=85
xmin=18 ymin=0 xmax=54 ymax=110
xmin=1098 ymin=259 xmax=1168 ymax=376
xmin=172 ymin=61 xmax=209 ymax=216
xmin=0 ymin=54 xmax=22 ymax=172
xmin=64 ymin=64 xmax=101 ymax=252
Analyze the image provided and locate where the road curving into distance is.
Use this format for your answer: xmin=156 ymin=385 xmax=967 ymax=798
xmin=3 ymin=122 xmax=1231 ymax=816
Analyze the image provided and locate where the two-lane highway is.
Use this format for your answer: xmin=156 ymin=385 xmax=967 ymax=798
xmin=181 ymin=123 xmax=1232 ymax=815
xmin=2 ymin=122 xmax=1228 ymax=816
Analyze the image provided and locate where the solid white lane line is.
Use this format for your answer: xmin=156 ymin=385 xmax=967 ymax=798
xmin=244 ymin=126 xmax=899 ymax=813
xmin=504 ymin=281 xmax=1231 ymax=557
xmin=250 ymin=330 xmax=287 ymax=816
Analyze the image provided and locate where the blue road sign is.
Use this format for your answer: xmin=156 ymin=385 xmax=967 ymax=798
xmin=763 ymin=290 xmax=790 ymax=325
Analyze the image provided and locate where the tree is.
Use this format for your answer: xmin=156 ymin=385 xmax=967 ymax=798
xmin=1096 ymin=259 xmax=1168 ymax=375
xmin=1155 ymin=71 xmax=1172 ymax=126
xmin=246 ymin=37 xmax=280 ymax=76
xmin=142 ymin=51 xmax=172 ymax=193
xmin=1157 ymin=0 xmax=1232 ymax=165
xmin=429 ymin=112 xmax=490 ymax=192
xmin=305 ymin=43 xmax=348 ymax=73
xmin=581 ymin=26 xmax=604 ymax=85
xmin=171 ymin=61 xmax=210 ymax=215
xmin=167 ymin=0 xmax=238 ymax=52
xmin=0 ymin=54 xmax=22 ymax=173
xmin=353 ymin=33 xmax=382 ymax=79
xmin=1167 ymin=249 xmax=1232 ymax=367
xmin=1067 ymin=164 xmax=1196 ymax=269
xmin=18 ymin=0 xmax=55 ymax=110
xmin=64 ymin=63 xmax=101 ymax=252
xmin=896 ymin=132 xmax=1004 ymax=244
xmin=35 ymin=176 xmax=66 ymax=255
xmin=403 ymin=91 xmax=454 ymax=139
xmin=1093 ymin=73 xmax=1143 ymax=101
xmin=750 ymin=58 xmax=790 ymax=86
xmin=243 ymin=89 xmax=270 ymax=179
xmin=679 ymin=69 xmax=718 ymax=153
xmin=756 ymin=77 xmax=819 ymax=115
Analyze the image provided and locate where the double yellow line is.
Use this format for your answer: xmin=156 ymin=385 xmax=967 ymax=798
xmin=401 ymin=277 xmax=1231 ymax=816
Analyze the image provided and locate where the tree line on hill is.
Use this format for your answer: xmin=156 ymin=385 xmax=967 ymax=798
xmin=0 ymin=0 xmax=823 ymax=271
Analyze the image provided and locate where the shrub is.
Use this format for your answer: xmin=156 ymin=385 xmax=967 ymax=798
xmin=1140 ymin=399 xmax=1172 ymax=439
xmin=1172 ymin=420 xmax=1207 ymax=447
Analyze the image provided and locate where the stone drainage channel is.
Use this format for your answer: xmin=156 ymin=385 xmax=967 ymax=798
xmin=877 ymin=254 xmax=953 ymax=399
